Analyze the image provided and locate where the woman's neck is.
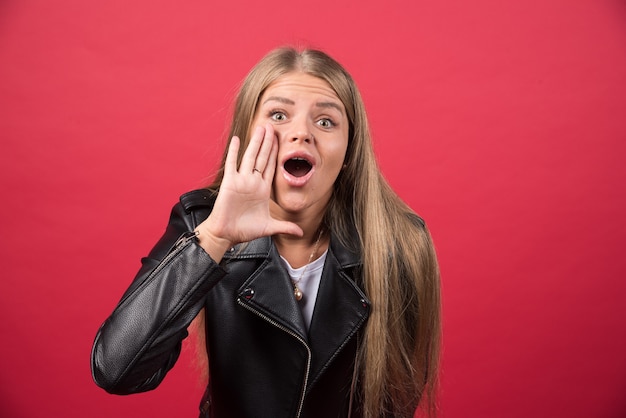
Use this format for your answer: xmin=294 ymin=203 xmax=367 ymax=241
xmin=272 ymin=221 xmax=328 ymax=269
xmin=269 ymin=200 xmax=330 ymax=267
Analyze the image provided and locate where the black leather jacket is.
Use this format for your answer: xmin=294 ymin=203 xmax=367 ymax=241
xmin=91 ymin=189 xmax=371 ymax=417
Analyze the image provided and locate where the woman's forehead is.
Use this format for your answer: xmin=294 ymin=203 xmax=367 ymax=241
xmin=261 ymin=72 xmax=343 ymax=106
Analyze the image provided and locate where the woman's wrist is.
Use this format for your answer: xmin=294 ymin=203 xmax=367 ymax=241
xmin=193 ymin=225 xmax=233 ymax=263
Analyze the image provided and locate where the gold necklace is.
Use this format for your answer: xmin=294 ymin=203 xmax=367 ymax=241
xmin=292 ymin=229 xmax=324 ymax=301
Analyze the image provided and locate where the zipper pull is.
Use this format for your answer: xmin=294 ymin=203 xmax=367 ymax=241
xmin=173 ymin=230 xmax=199 ymax=249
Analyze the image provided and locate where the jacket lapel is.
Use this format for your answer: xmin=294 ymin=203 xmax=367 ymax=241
xmin=306 ymin=235 xmax=370 ymax=389
xmin=227 ymin=232 xmax=371 ymax=388
xmin=231 ymin=237 xmax=308 ymax=341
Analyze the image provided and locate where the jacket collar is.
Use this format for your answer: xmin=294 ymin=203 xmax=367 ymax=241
xmin=224 ymin=228 xmax=362 ymax=270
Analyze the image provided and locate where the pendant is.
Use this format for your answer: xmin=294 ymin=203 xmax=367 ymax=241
xmin=294 ymin=286 xmax=303 ymax=301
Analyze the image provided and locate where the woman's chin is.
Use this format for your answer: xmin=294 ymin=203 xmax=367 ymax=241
xmin=275 ymin=197 xmax=309 ymax=214
xmin=271 ymin=193 xmax=329 ymax=218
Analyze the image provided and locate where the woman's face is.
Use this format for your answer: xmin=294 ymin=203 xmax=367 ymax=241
xmin=251 ymin=71 xmax=349 ymax=219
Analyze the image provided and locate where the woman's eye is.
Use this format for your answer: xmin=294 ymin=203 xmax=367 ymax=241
xmin=317 ymin=118 xmax=334 ymax=128
xmin=270 ymin=111 xmax=286 ymax=122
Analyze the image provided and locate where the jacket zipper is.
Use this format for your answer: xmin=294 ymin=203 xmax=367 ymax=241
xmin=237 ymin=300 xmax=311 ymax=418
xmin=153 ymin=231 xmax=198 ymax=275
xmin=143 ymin=231 xmax=198 ymax=284
xmin=117 ymin=232 xmax=198 ymax=308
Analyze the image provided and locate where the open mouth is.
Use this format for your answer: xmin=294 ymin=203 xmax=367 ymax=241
xmin=284 ymin=157 xmax=313 ymax=177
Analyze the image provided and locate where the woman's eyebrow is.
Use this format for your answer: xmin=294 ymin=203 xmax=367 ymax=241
xmin=316 ymin=101 xmax=344 ymax=114
xmin=262 ymin=96 xmax=295 ymax=105
xmin=262 ymin=96 xmax=344 ymax=115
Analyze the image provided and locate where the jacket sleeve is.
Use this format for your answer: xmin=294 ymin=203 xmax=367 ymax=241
xmin=91 ymin=200 xmax=226 ymax=395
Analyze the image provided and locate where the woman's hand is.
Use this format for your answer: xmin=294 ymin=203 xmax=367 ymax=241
xmin=194 ymin=124 xmax=303 ymax=258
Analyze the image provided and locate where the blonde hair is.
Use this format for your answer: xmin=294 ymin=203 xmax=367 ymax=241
xmin=199 ymin=47 xmax=441 ymax=417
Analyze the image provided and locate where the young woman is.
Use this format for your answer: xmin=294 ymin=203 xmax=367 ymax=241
xmin=91 ymin=47 xmax=441 ymax=418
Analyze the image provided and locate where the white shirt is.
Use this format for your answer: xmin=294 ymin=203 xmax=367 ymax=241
xmin=280 ymin=249 xmax=328 ymax=330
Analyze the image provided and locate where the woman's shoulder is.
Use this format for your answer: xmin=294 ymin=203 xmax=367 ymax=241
xmin=158 ymin=189 xmax=216 ymax=233
xmin=179 ymin=188 xmax=217 ymax=213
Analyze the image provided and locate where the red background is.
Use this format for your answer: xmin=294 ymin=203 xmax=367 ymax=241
xmin=1 ymin=0 xmax=625 ymax=417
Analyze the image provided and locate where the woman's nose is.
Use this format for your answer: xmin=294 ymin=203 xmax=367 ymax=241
xmin=289 ymin=130 xmax=313 ymax=143
xmin=287 ymin=120 xmax=314 ymax=143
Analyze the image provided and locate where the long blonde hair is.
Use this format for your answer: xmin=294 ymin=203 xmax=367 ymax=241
xmin=196 ymin=47 xmax=441 ymax=417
